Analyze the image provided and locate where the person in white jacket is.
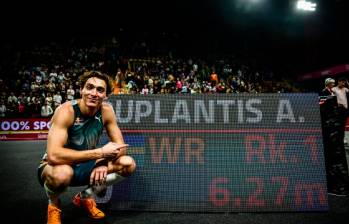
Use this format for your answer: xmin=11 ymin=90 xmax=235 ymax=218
xmin=41 ymin=100 xmax=54 ymax=117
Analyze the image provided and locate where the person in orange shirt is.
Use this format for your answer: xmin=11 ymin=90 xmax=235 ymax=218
xmin=210 ymin=70 xmax=219 ymax=86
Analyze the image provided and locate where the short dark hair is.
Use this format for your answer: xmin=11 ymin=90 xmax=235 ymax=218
xmin=338 ymin=77 xmax=347 ymax=82
xmin=79 ymin=71 xmax=113 ymax=95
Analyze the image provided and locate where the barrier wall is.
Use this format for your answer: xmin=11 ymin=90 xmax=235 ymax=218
xmin=98 ymin=94 xmax=328 ymax=212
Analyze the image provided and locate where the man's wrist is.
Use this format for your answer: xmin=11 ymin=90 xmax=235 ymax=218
xmin=100 ymin=147 xmax=104 ymax=158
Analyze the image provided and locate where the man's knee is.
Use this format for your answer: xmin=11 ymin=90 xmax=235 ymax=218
xmin=47 ymin=165 xmax=74 ymax=187
xmin=119 ymin=155 xmax=135 ymax=166
xmin=117 ymin=155 xmax=136 ymax=176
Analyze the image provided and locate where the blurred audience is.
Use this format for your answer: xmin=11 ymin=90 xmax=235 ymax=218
xmin=0 ymin=34 xmax=309 ymax=118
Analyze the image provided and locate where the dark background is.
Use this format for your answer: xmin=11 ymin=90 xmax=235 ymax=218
xmin=1 ymin=0 xmax=348 ymax=78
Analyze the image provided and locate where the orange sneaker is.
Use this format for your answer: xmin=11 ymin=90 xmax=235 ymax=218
xmin=47 ymin=204 xmax=61 ymax=224
xmin=72 ymin=193 xmax=105 ymax=219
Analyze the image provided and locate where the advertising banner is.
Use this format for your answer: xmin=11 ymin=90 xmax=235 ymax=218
xmin=0 ymin=118 xmax=50 ymax=141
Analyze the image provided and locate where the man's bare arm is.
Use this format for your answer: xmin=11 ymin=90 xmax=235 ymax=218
xmin=46 ymin=103 xmax=104 ymax=165
xmin=46 ymin=102 xmax=127 ymax=165
xmin=103 ymin=103 xmax=127 ymax=157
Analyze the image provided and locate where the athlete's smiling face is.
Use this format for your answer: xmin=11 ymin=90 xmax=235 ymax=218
xmin=81 ymin=77 xmax=107 ymax=107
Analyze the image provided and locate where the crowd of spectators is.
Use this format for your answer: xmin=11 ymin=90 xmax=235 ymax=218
xmin=0 ymin=34 xmax=302 ymax=118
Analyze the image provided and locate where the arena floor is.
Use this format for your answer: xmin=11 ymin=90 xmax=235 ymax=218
xmin=1 ymin=140 xmax=349 ymax=224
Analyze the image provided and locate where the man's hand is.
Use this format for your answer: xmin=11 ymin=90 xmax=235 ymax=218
xmin=90 ymin=165 xmax=108 ymax=185
xmin=101 ymin=142 xmax=128 ymax=159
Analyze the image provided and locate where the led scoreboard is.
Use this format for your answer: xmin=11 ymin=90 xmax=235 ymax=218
xmin=98 ymin=94 xmax=328 ymax=212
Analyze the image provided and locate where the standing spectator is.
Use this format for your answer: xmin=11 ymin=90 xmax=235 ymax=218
xmin=66 ymin=85 xmax=75 ymax=101
xmin=58 ymin=82 xmax=67 ymax=101
xmin=332 ymin=77 xmax=349 ymax=108
xmin=25 ymin=92 xmax=33 ymax=108
xmin=41 ymin=100 xmax=54 ymax=117
xmin=31 ymin=81 xmax=40 ymax=93
xmin=31 ymin=92 xmax=41 ymax=105
xmin=53 ymin=91 xmax=63 ymax=109
xmin=320 ymin=77 xmax=349 ymax=196
xmin=18 ymin=101 xmax=27 ymax=117
xmin=180 ymin=82 xmax=190 ymax=94
xmin=148 ymin=76 xmax=154 ymax=89
xmin=7 ymin=92 xmax=18 ymax=105
xmin=30 ymin=98 xmax=42 ymax=118
xmin=17 ymin=92 xmax=27 ymax=104
xmin=46 ymin=80 xmax=56 ymax=94
xmin=216 ymin=80 xmax=227 ymax=93
xmin=21 ymin=80 xmax=31 ymax=92
xmin=0 ymin=91 xmax=7 ymax=102
xmin=320 ymin=78 xmax=336 ymax=96
xmin=49 ymin=70 xmax=58 ymax=82
xmin=0 ymin=99 xmax=6 ymax=117
xmin=7 ymin=102 xmax=18 ymax=118
xmin=210 ymin=70 xmax=219 ymax=86
xmin=141 ymin=85 xmax=149 ymax=95
xmin=0 ymin=79 xmax=5 ymax=92
xmin=332 ymin=77 xmax=349 ymax=143
xmin=57 ymin=72 xmax=66 ymax=84
xmin=45 ymin=92 xmax=53 ymax=107
xmin=319 ymin=78 xmax=335 ymax=106
xmin=175 ymin=77 xmax=183 ymax=93
xmin=35 ymin=72 xmax=42 ymax=85
xmin=74 ymin=80 xmax=81 ymax=99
